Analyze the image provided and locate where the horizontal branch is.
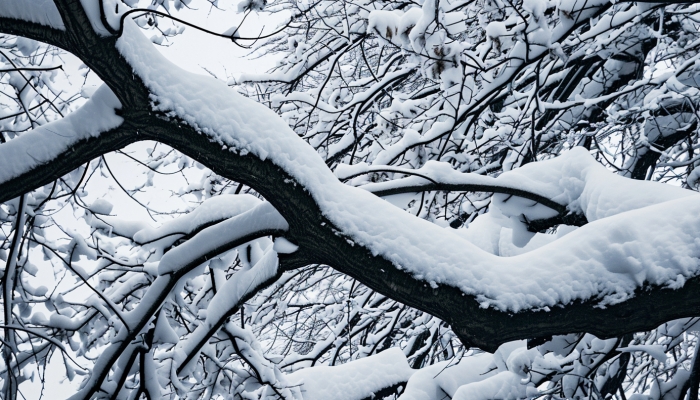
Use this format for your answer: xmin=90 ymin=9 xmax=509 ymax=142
xmin=363 ymin=179 xmax=586 ymax=230
xmin=358 ymin=175 xmax=567 ymax=214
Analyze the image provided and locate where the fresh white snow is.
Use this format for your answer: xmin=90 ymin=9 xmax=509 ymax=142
xmin=116 ymin=19 xmax=700 ymax=312
xmin=287 ymin=348 xmax=414 ymax=400
xmin=0 ymin=84 xmax=122 ymax=184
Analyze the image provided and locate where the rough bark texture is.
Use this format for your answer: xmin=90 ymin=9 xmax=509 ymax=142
xmin=1 ymin=4 xmax=699 ymax=394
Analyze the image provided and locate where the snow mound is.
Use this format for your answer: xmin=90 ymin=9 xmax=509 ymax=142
xmin=117 ymin=21 xmax=700 ymax=312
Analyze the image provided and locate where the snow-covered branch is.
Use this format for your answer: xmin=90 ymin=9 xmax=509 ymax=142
xmin=3 ymin=0 xmax=700 ymax=398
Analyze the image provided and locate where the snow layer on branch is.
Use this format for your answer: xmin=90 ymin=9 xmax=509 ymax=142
xmin=0 ymin=0 xmax=65 ymax=29
xmin=398 ymin=342 xmax=542 ymax=400
xmin=116 ymin=21 xmax=700 ymax=312
xmin=0 ymin=84 xmax=122 ymax=184
xmin=367 ymin=9 xmax=423 ymax=48
xmin=133 ymin=194 xmax=261 ymax=243
xmin=494 ymin=148 xmax=696 ymax=221
xmin=156 ymin=201 xmax=287 ymax=275
xmin=67 ymin=201 xmax=289 ymax=400
xmin=79 ymin=0 xmax=118 ymax=36
xmin=287 ymin=348 xmax=414 ymax=400
xmin=398 ymin=353 xmax=495 ymax=400
xmin=174 ymin=245 xmax=280 ymax=372
xmin=349 ymin=148 xmax=695 ymax=222
xmin=452 ymin=371 xmax=537 ymax=400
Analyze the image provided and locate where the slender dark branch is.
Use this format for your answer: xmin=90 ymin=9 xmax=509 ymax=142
xmin=366 ymin=181 xmax=569 ymax=216
xmin=116 ymin=8 xmax=291 ymax=42
xmin=0 ymin=124 xmax=139 ymax=205
xmin=0 ymin=65 xmax=63 ymax=73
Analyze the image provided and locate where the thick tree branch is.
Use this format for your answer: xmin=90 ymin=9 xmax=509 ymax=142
xmin=2 ymin=2 xmax=700 ymax=387
xmin=144 ymin=117 xmax=700 ymax=353
xmin=0 ymin=17 xmax=697 ymax=360
xmin=0 ymin=17 xmax=68 ymax=49
xmin=0 ymin=121 xmax=140 ymax=204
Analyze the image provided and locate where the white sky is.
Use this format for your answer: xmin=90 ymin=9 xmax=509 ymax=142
xmin=156 ymin=0 xmax=286 ymax=79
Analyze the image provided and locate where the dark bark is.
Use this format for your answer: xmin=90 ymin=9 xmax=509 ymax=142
xmin=631 ymin=119 xmax=698 ymax=180
xmin=359 ymin=381 xmax=409 ymax=400
xmin=147 ymin=116 xmax=700 ymax=353
xmin=368 ymin=181 xmax=588 ymax=231
xmin=686 ymin=345 xmax=700 ymax=400
xmin=2 ymin=4 xmax=700 ymax=398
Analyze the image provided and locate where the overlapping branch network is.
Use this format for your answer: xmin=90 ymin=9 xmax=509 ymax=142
xmin=1 ymin=0 xmax=700 ymax=399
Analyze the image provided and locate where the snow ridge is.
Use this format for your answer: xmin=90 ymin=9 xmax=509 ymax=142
xmin=116 ymin=21 xmax=700 ymax=312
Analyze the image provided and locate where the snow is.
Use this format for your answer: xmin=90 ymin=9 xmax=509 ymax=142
xmin=453 ymin=371 xmax=537 ymax=400
xmin=156 ymin=201 xmax=287 ymax=275
xmin=366 ymin=8 xmax=424 ymax=49
xmin=0 ymin=0 xmax=65 ymax=30
xmin=133 ymin=194 xmax=261 ymax=244
xmin=173 ymin=243 xmax=280 ymax=372
xmin=523 ymin=0 xmax=549 ymax=17
xmin=486 ymin=21 xmax=507 ymax=39
xmin=273 ymin=237 xmax=299 ymax=254
xmin=398 ymin=353 xmax=495 ymax=400
xmin=67 ymin=200 xmax=289 ymax=399
xmin=287 ymin=348 xmax=414 ymax=400
xmin=153 ymin=310 xmax=179 ymax=345
xmin=79 ymin=0 xmax=115 ymax=36
xmin=367 ymin=10 xmax=400 ymax=43
xmin=618 ymin=345 xmax=668 ymax=363
xmin=492 ymin=148 xmax=696 ymax=222
xmin=398 ymin=342 xmax=544 ymax=400
xmin=116 ymin=20 xmax=700 ymax=312
xmin=0 ymin=84 xmax=122 ymax=185
xmin=88 ymin=199 xmax=114 ymax=215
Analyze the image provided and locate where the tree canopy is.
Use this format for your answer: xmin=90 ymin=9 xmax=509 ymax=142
xmin=1 ymin=0 xmax=700 ymax=399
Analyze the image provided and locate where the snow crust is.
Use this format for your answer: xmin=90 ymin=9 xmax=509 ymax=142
xmin=133 ymin=194 xmax=261 ymax=244
xmin=398 ymin=342 xmax=542 ymax=400
xmin=157 ymin=201 xmax=287 ymax=275
xmin=116 ymin=21 xmax=700 ymax=312
xmin=0 ymin=0 xmax=65 ymax=29
xmin=0 ymin=84 xmax=122 ymax=184
xmin=287 ymin=348 xmax=414 ymax=400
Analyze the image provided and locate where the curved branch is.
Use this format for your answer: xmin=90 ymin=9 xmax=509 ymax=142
xmin=360 ymin=176 xmax=568 ymax=215
xmin=174 ymin=250 xmax=284 ymax=375
xmin=68 ymin=203 xmax=296 ymax=400
xmin=116 ymin=9 xmax=292 ymax=42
